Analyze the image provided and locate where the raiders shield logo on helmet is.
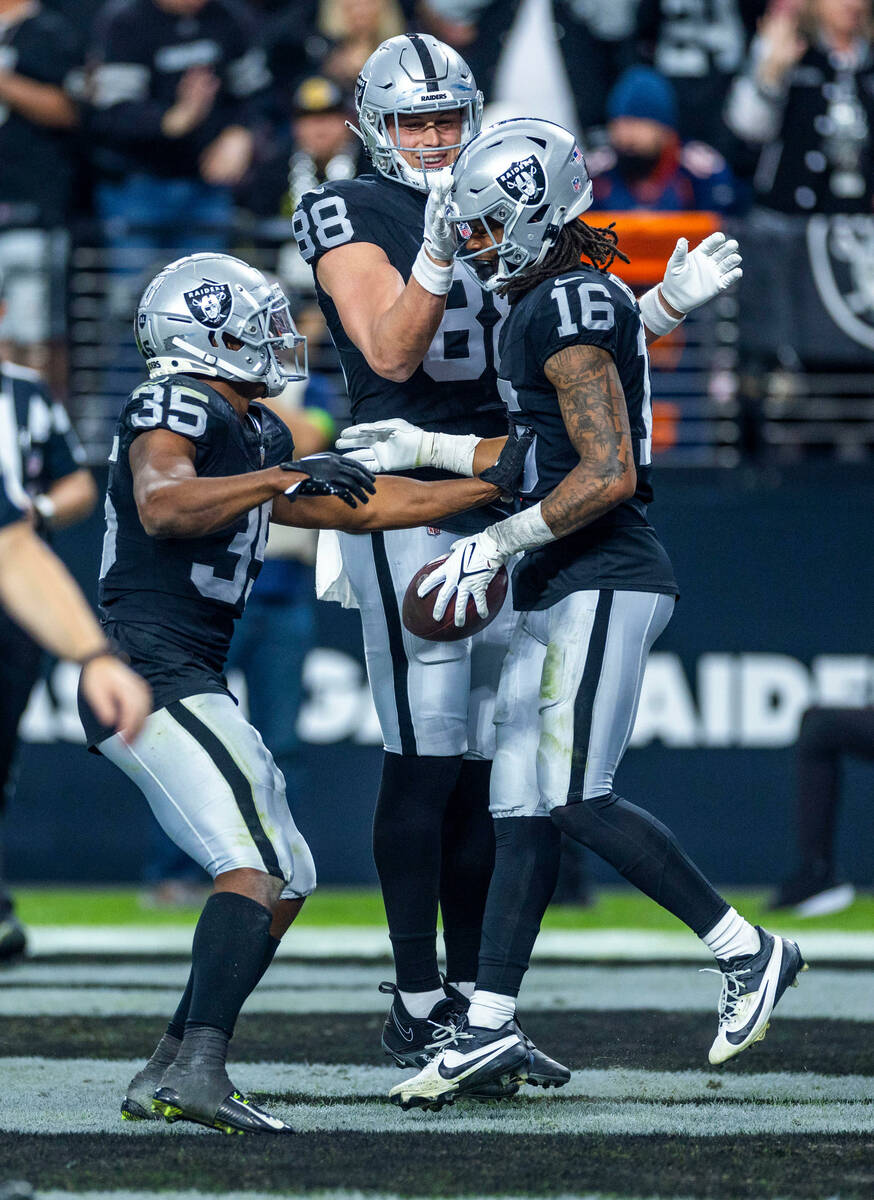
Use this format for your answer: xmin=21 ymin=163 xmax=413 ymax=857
xmin=184 ymin=282 xmax=233 ymax=330
xmin=495 ymin=155 xmax=547 ymax=207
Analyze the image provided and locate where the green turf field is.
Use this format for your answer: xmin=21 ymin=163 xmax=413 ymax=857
xmin=12 ymin=883 xmax=874 ymax=930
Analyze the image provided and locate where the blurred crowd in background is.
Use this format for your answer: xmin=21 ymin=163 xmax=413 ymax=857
xmin=1 ymin=0 xmax=874 ymax=464
xmin=1 ymin=0 xmax=870 ymax=916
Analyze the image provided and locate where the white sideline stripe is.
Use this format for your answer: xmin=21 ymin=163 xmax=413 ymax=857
xmin=26 ymin=926 xmax=874 ymax=961
xmin=37 ymin=1194 xmax=699 ymax=1200
xmin=0 ymin=967 xmax=869 ymax=1020
xmin=1 ymin=1095 xmax=871 ymax=1137
xmin=4 ymin=1059 xmax=871 ymax=1105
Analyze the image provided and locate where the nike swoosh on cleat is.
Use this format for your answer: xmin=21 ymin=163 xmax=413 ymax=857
xmin=725 ymin=981 xmax=772 ymax=1044
xmin=437 ymin=1037 xmax=521 ymax=1081
xmin=391 ymin=1010 xmax=415 ymax=1042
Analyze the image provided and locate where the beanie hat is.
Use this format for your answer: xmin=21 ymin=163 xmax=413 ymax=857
xmin=606 ymin=66 xmax=678 ymax=131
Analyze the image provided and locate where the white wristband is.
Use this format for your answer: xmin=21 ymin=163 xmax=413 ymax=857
xmin=411 ymin=244 xmax=455 ymax=296
xmin=426 ymin=431 xmax=481 ymax=476
xmin=487 ymin=502 xmax=556 ymax=558
xmin=639 ymin=286 xmax=685 ymax=337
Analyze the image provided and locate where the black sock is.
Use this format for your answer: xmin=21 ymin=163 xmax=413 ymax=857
xmin=167 ymin=973 xmax=194 ymax=1041
xmin=476 ymin=816 xmax=561 ymax=996
xmin=184 ymin=891 xmax=273 ymax=1036
xmin=551 ymin=793 xmax=727 ymax=937
xmin=373 ymin=751 xmax=463 ymax=992
xmin=441 ymin=758 xmax=495 ymax=983
xmin=167 ymin=932 xmax=279 ymax=1042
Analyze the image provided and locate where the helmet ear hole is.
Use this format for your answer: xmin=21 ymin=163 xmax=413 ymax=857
xmin=222 ymin=332 xmax=244 ymax=351
xmin=208 ymin=332 xmax=218 ymax=347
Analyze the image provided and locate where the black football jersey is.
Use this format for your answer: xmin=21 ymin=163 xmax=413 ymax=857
xmin=0 ymin=361 xmax=86 ymax=502
xmin=293 ymin=173 xmax=511 ymax=534
xmin=97 ymin=373 xmax=294 ymax=713
xmin=498 ymin=268 xmax=678 ymax=611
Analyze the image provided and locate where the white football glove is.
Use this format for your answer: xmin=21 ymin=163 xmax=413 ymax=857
xmin=337 ymin=417 xmax=479 ymax=476
xmin=422 ymin=167 xmax=457 ymax=264
xmin=418 ymin=529 xmax=508 ymax=626
xmin=336 ymin=418 xmax=428 ymax=473
xmin=659 ymin=231 xmax=743 ymax=314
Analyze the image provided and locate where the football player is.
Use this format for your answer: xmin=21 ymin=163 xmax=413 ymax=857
xmin=352 ymin=120 xmax=807 ymax=1109
xmin=293 ymin=34 xmax=572 ymax=1087
xmin=84 ymin=251 xmax=524 ymax=1134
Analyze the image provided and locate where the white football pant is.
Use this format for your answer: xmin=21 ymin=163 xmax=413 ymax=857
xmin=99 ymin=692 xmax=317 ymax=897
xmin=337 ymin=526 xmax=518 ymax=758
xmin=490 ymin=589 xmax=675 ymax=816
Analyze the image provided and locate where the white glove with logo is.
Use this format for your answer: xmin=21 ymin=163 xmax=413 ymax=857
xmin=337 ymin=417 xmax=479 ymax=476
xmin=418 ymin=529 xmax=508 ymax=626
xmin=422 ymin=167 xmax=457 ymax=264
xmin=660 ymin=231 xmax=743 ymax=314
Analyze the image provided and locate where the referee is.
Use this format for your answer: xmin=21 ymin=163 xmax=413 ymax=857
xmin=0 ymin=268 xmax=132 ymax=960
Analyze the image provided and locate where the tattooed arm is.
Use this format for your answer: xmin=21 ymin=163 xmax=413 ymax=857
xmin=540 ymin=343 xmax=636 ymax=537
xmin=415 ymin=344 xmax=637 ymax=625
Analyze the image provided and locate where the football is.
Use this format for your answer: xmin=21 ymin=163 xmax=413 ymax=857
xmin=402 ymin=555 xmax=509 ymax=642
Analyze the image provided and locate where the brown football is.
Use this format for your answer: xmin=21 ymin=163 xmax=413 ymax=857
xmin=402 ymin=555 xmax=509 ymax=642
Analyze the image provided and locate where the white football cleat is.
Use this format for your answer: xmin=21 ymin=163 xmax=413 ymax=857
xmin=706 ymin=925 xmax=807 ymax=1065
xmin=388 ymin=1016 xmax=530 ymax=1112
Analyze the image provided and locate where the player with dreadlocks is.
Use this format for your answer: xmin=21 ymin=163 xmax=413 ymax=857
xmin=344 ymin=119 xmax=805 ymax=1110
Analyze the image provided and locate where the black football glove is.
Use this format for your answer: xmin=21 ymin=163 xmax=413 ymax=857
xmin=280 ymin=452 xmax=376 ymax=509
xmin=478 ymin=424 xmax=535 ymax=497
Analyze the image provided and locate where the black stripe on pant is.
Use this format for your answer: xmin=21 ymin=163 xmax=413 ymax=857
xmin=166 ymin=700 xmax=284 ymax=880
xmin=371 ymin=532 xmax=417 ymax=756
xmin=567 ymin=590 xmax=613 ymax=801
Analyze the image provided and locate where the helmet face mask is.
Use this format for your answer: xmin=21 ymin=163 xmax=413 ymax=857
xmin=448 ymin=119 xmax=594 ymax=292
xmin=135 ymin=254 xmax=307 ymax=396
xmin=354 ymin=34 xmax=483 ymax=192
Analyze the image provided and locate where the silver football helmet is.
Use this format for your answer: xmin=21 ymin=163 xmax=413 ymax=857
xmin=135 ymin=253 xmax=307 ymax=396
xmin=448 ymin=118 xmax=594 ymax=291
xmin=353 ymin=34 xmax=482 ymax=191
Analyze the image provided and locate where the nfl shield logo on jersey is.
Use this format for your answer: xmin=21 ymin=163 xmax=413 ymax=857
xmin=496 ymin=156 xmax=547 ymax=207
xmin=184 ymin=282 xmax=233 ymax=330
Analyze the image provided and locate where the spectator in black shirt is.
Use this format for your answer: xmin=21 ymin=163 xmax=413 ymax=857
xmin=238 ymin=75 xmax=362 ymax=219
xmin=88 ymin=0 xmax=272 ymax=255
xmin=87 ymin=0 xmax=273 ymax=405
xmin=0 ymin=0 xmax=79 ymax=376
xmin=725 ymin=0 xmax=874 ymax=213
xmin=636 ymin=0 xmax=767 ymax=159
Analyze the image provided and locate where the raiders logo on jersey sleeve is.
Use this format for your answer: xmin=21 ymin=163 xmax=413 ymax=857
xmin=184 ymin=282 xmax=233 ymax=330
xmin=496 ymin=156 xmax=547 ymax=207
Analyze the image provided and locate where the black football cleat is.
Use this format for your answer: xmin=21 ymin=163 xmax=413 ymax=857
xmin=389 ymin=1014 xmax=530 ymax=1112
xmin=706 ymin=926 xmax=807 ymax=1065
xmin=443 ymin=983 xmax=570 ymax=1090
xmin=153 ymin=1061 xmax=292 ymax=1134
xmin=121 ymin=1065 xmax=165 ymax=1122
xmin=379 ymin=981 xmax=458 ymax=1069
xmin=514 ymin=1020 xmax=571 ymax=1088
xmin=121 ymin=1034 xmax=181 ymax=1122
xmin=0 ymin=914 xmax=26 ymax=964
xmin=380 ymin=982 xmax=519 ymax=1101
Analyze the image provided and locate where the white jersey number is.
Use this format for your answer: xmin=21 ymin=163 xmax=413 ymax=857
xmin=191 ymin=502 xmax=271 ymax=606
xmin=423 ymin=271 xmax=506 ymax=383
xmin=293 ymin=196 xmax=355 ymax=261
xmin=130 ymin=384 xmax=209 ymax=438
